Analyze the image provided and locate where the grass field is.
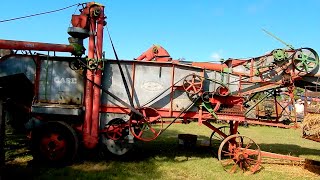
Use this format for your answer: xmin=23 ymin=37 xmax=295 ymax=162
xmin=2 ymin=122 xmax=320 ymax=180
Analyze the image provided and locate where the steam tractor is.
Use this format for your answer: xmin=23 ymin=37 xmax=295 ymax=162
xmin=0 ymin=2 xmax=319 ymax=174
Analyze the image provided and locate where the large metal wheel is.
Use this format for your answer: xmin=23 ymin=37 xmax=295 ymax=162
xmin=183 ymin=74 xmax=203 ymax=95
xmin=31 ymin=121 xmax=78 ymax=165
xmin=129 ymin=107 xmax=163 ymax=142
xmin=293 ymin=48 xmax=319 ymax=74
xmin=218 ymin=134 xmax=261 ymax=174
xmin=101 ymin=118 xmax=132 ymax=156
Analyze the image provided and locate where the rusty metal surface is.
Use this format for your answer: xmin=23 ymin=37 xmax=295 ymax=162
xmin=31 ymin=103 xmax=82 ymax=115
xmin=302 ymin=135 xmax=320 ymax=143
xmin=0 ymin=55 xmax=84 ymax=105
xmin=0 ymin=39 xmax=74 ymax=53
xmin=38 ymin=59 xmax=83 ymax=105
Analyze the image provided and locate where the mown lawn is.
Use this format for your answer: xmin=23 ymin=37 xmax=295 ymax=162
xmin=2 ymin=122 xmax=320 ymax=180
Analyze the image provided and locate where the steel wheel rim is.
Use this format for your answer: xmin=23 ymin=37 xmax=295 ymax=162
xmin=218 ymin=134 xmax=261 ymax=174
xmin=183 ymin=74 xmax=203 ymax=95
xmin=129 ymin=107 xmax=163 ymax=141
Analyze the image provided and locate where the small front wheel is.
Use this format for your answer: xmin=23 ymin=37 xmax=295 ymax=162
xmin=218 ymin=134 xmax=261 ymax=174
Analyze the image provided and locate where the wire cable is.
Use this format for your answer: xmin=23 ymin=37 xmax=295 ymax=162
xmin=0 ymin=3 xmax=83 ymax=23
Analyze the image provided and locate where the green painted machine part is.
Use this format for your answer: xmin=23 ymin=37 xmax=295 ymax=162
xmin=201 ymin=102 xmax=218 ymax=119
xmin=272 ymin=49 xmax=288 ymax=62
xmin=293 ymin=48 xmax=319 ymax=73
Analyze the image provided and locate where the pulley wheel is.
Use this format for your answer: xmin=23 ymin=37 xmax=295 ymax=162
xmin=293 ymin=48 xmax=319 ymax=74
xmin=129 ymin=107 xmax=163 ymax=142
xmin=183 ymin=74 xmax=203 ymax=95
xmin=216 ymin=86 xmax=229 ymax=96
xmin=272 ymin=49 xmax=288 ymax=62
xmin=105 ymin=118 xmax=128 ymax=141
xmin=101 ymin=118 xmax=132 ymax=156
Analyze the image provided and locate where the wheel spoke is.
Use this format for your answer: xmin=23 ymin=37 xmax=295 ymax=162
xmin=239 ymin=161 xmax=243 ymax=171
xmin=246 ymin=157 xmax=258 ymax=164
xmin=185 ymin=84 xmax=193 ymax=91
xmin=147 ymin=124 xmax=157 ymax=134
xmin=221 ymin=150 xmax=233 ymax=156
xmin=221 ymin=158 xmax=235 ymax=166
xmin=213 ymin=133 xmax=223 ymax=140
xmin=295 ymin=57 xmax=304 ymax=62
xmin=230 ymin=163 xmax=238 ymax=173
xmin=142 ymin=109 xmax=147 ymax=117
xmin=236 ymin=137 xmax=243 ymax=147
xmin=138 ymin=130 xmax=143 ymax=137
xmin=307 ymin=57 xmax=317 ymax=62
xmin=244 ymin=140 xmax=253 ymax=150
xmin=192 ymin=85 xmax=197 ymax=92
xmin=112 ymin=133 xmax=117 ymax=139
xmin=116 ymin=131 xmax=122 ymax=136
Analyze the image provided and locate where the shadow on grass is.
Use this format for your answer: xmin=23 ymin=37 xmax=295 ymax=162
xmin=2 ymin=127 xmax=320 ymax=179
xmin=258 ymin=143 xmax=320 ymax=160
xmin=2 ymin=128 xmax=214 ymax=180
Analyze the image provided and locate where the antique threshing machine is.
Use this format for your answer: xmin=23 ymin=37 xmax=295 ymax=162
xmin=0 ymin=2 xmax=319 ymax=174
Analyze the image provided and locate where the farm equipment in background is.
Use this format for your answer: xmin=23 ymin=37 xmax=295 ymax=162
xmin=0 ymin=1 xmax=319 ymax=174
xmin=302 ymin=86 xmax=320 ymax=143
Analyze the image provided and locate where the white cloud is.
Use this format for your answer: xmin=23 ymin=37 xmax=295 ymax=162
xmin=210 ymin=50 xmax=224 ymax=61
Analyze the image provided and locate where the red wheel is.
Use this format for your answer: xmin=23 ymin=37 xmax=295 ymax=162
xmin=102 ymin=118 xmax=132 ymax=156
xmin=31 ymin=121 xmax=78 ymax=165
xmin=105 ymin=118 xmax=127 ymax=141
xmin=216 ymin=86 xmax=229 ymax=96
xmin=129 ymin=107 xmax=163 ymax=142
xmin=218 ymin=134 xmax=261 ymax=174
xmin=40 ymin=133 xmax=67 ymax=161
xmin=183 ymin=74 xmax=203 ymax=95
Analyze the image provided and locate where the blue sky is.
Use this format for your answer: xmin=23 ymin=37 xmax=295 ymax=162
xmin=0 ymin=0 xmax=319 ymax=62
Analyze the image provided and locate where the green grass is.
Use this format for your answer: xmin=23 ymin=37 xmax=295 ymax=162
xmin=3 ymin=123 xmax=320 ymax=180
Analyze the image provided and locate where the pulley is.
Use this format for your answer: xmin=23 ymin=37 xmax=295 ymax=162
xmin=293 ymin=47 xmax=319 ymax=74
xmin=182 ymin=74 xmax=203 ymax=95
xmin=272 ymin=49 xmax=288 ymax=62
xmin=216 ymin=86 xmax=229 ymax=96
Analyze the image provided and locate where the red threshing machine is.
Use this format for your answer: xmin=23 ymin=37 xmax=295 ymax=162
xmin=0 ymin=2 xmax=319 ymax=174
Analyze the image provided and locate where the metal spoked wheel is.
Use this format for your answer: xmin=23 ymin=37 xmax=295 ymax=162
xmin=129 ymin=107 xmax=163 ymax=142
xmin=216 ymin=86 xmax=229 ymax=96
xmin=105 ymin=118 xmax=128 ymax=141
xmin=31 ymin=121 xmax=78 ymax=165
xmin=210 ymin=126 xmax=232 ymax=147
xmin=218 ymin=134 xmax=261 ymax=174
xmin=210 ymin=126 xmax=240 ymax=155
xmin=183 ymin=74 xmax=203 ymax=95
xmin=101 ymin=118 xmax=132 ymax=156
xmin=293 ymin=48 xmax=319 ymax=74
